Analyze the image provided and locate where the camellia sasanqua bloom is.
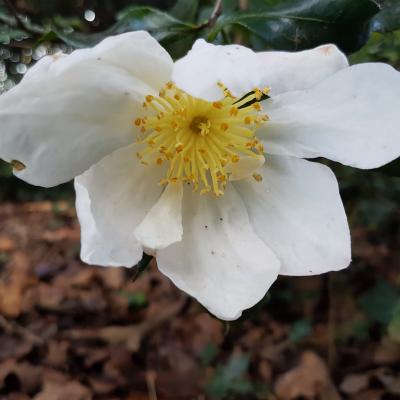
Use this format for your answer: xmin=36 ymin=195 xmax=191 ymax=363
xmin=1 ymin=31 xmax=400 ymax=320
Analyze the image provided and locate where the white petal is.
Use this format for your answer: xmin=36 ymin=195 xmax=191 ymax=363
xmin=0 ymin=31 xmax=173 ymax=187
xmin=75 ymin=144 xmax=165 ymax=268
xmin=134 ymin=183 xmax=183 ymax=250
xmin=55 ymin=31 xmax=172 ymax=89
xmin=173 ymin=41 xmax=348 ymax=101
xmin=156 ymin=185 xmax=280 ymax=320
xmin=234 ymin=156 xmax=351 ymax=276
xmin=257 ymin=44 xmax=348 ymax=95
xmin=173 ymin=39 xmax=265 ymax=101
xmin=260 ymin=63 xmax=400 ymax=169
xmin=226 ymin=155 xmax=265 ymax=181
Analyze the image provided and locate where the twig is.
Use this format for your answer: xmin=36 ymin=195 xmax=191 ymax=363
xmin=327 ymin=274 xmax=336 ymax=369
xmin=0 ymin=314 xmax=44 ymax=346
xmin=207 ymin=0 xmax=223 ymax=28
xmin=196 ymin=0 xmax=223 ymax=30
xmin=146 ymin=371 xmax=158 ymax=400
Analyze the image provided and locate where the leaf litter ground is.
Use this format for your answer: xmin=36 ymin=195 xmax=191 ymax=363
xmin=0 ymin=200 xmax=399 ymax=400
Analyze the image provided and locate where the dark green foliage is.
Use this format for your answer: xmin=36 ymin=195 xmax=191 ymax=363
xmin=289 ymin=318 xmax=312 ymax=342
xmin=372 ymin=0 xmax=400 ymax=33
xmin=206 ymin=355 xmax=257 ymax=399
xmin=210 ymin=0 xmax=380 ymax=52
xmin=359 ymin=280 xmax=398 ymax=325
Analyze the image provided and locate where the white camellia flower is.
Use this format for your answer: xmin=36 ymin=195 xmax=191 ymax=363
xmin=1 ymin=31 xmax=399 ymax=320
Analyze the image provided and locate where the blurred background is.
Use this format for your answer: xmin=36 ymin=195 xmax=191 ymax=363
xmin=0 ymin=0 xmax=399 ymax=399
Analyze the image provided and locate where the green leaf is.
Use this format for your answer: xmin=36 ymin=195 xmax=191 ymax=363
xmin=359 ymin=280 xmax=399 ymax=325
xmin=289 ymin=319 xmax=312 ymax=343
xmin=388 ymin=301 xmax=400 ymax=342
xmin=200 ymin=343 xmax=218 ymax=367
xmin=52 ymin=6 xmax=196 ymax=51
xmin=376 ymin=158 xmax=400 ymax=178
xmin=170 ymin=0 xmax=199 ymax=23
xmin=371 ymin=0 xmax=400 ymax=33
xmin=119 ymin=291 xmax=148 ymax=308
xmin=209 ymin=0 xmax=380 ymax=53
xmin=206 ymin=355 xmax=254 ymax=398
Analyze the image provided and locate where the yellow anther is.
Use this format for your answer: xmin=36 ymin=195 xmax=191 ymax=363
xmin=252 ymin=103 xmax=262 ymax=111
xmin=175 ymin=143 xmax=184 ymax=153
xmin=159 ymin=179 xmax=169 ymax=186
xmin=213 ymin=101 xmax=223 ymax=109
xmin=220 ymin=123 xmax=229 ymax=131
xmin=230 ymin=107 xmax=238 ymax=116
xmin=137 ymin=81 xmax=269 ymax=196
xmin=200 ymin=187 xmax=211 ymax=195
xmin=252 ymin=173 xmax=263 ymax=182
xmin=217 ymin=174 xmax=227 ymax=182
xmin=231 ymin=155 xmax=240 ymax=163
xmin=262 ymin=87 xmax=270 ymax=95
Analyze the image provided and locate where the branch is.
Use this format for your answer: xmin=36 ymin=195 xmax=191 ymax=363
xmin=196 ymin=0 xmax=223 ymax=30
xmin=207 ymin=0 xmax=223 ymax=28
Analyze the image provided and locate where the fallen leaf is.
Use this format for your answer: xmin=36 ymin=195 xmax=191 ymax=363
xmin=0 ymin=360 xmax=42 ymax=394
xmin=340 ymin=373 xmax=369 ymax=395
xmin=374 ymin=368 xmax=400 ymax=395
xmin=0 ymin=234 xmax=14 ymax=252
xmin=0 ymin=252 xmax=37 ymax=317
xmin=374 ymin=337 xmax=400 ymax=364
xmin=33 ymin=381 xmax=92 ymax=400
xmin=45 ymin=341 xmax=69 ymax=369
xmin=274 ymin=351 xmax=340 ymax=400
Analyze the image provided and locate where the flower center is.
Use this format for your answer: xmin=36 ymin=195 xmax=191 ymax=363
xmin=135 ymin=82 xmax=269 ymax=196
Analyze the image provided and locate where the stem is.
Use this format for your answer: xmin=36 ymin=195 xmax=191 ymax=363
xmin=208 ymin=0 xmax=223 ymax=28
xmin=196 ymin=0 xmax=222 ymax=30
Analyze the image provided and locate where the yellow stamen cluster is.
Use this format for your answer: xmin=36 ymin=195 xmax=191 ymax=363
xmin=135 ymin=82 xmax=269 ymax=196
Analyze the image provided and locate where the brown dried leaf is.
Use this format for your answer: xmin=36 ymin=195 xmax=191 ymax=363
xmin=340 ymin=373 xmax=369 ymax=395
xmin=0 ymin=234 xmax=15 ymax=252
xmin=33 ymin=381 xmax=92 ymax=400
xmin=45 ymin=341 xmax=69 ymax=369
xmin=0 ymin=252 xmax=37 ymax=317
xmin=0 ymin=360 xmax=42 ymax=394
xmin=0 ymin=336 xmax=33 ymax=361
xmin=275 ymin=351 xmax=340 ymax=400
xmin=41 ymin=227 xmax=80 ymax=243
xmin=374 ymin=337 xmax=400 ymax=364
xmin=99 ymin=298 xmax=185 ymax=352
xmin=374 ymin=368 xmax=400 ymax=395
